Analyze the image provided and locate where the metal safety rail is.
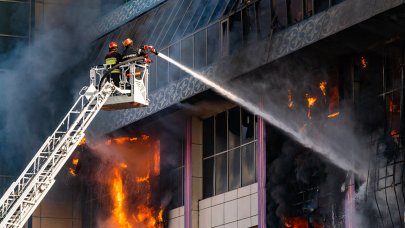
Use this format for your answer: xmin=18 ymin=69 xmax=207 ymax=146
xmin=0 ymin=82 xmax=115 ymax=228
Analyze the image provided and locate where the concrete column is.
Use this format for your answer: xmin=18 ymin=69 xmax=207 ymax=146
xmin=257 ymin=116 xmax=266 ymax=228
xmin=184 ymin=118 xmax=192 ymax=228
xmin=192 ymin=117 xmax=203 ymax=228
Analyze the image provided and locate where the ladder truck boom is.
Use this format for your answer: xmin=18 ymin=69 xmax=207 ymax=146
xmin=0 ymin=56 xmax=153 ymax=227
xmin=0 ymin=82 xmax=114 ymax=227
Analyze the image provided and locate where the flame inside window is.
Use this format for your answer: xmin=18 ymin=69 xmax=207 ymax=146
xmin=360 ymin=56 xmax=368 ymax=69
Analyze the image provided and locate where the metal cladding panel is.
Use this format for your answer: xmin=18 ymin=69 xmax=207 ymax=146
xmin=87 ymin=0 xmax=404 ymax=137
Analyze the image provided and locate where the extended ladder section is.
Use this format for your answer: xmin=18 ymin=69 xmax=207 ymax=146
xmin=0 ymin=82 xmax=115 ymax=228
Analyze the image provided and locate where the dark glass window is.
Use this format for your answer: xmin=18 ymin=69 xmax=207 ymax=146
xmin=203 ymin=158 xmax=214 ymax=198
xmin=203 ymin=117 xmax=215 ymax=158
xmin=215 ymin=153 xmax=228 ymax=194
xmin=228 ymin=107 xmax=240 ymax=149
xmin=0 ymin=2 xmax=29 ymax=36
xmin=170 ymin=168 xmax=183 ymax=208
xmin=229 ymin=11 xmax=243 ymax=54
xmin=331 ymin=0 xmax=345 ymax=6
xmin=241 ymin=108 xmax=255 ymax=143
xmin=256 ymin=0 xmax=272 ymax=39
xmin=181 ymin=36 xmax=194 ymax=79
xmin=221 ymin=20 xmax=230 ymax=56
xmin=289 ymin=0 xmax=304 ymax=24
xmin=241 ymin=143 xmax=255 ymax=186
xmin=273 ymin=0 xmax=288 ymax=29
xmin=228 ymin=148 xmax=241 ymax=190
xmin=207 ymin=23 xmax=220 ymax=65
xmin=0 ymin=37 xmax=26 ymax=58
xmin=242 ymin=5 xmax=257 ymax=44
xmin=304 ymin=0 xmax=314 ymax=18
xmin=194 ymin=30 xmax=207 ymax=70
xmin=314 ymin=0 xmax=329 ymax=14
xmin=156 ymin=48 xmax=168 ymax=89
xmin=148 ymin=1 xmax=176 ymax=46
xmin=169 ymin=42 xmax=181 ymax=82
xmin=215 ymin=112 xmax=227 ymax=153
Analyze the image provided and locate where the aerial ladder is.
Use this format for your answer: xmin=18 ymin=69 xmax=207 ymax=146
xmin=0 ymin=53 xmax=155 ymax=227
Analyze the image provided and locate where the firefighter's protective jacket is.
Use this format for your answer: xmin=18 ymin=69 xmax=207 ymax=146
xmin=122 ymin=45 xmax=147 ymax=61
xmin=105 ymin=51 xmax=122 ymax=74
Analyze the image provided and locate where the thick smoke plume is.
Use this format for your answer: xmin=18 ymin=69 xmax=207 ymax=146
xmin=0 ymin=1 xmax=116 ymax=178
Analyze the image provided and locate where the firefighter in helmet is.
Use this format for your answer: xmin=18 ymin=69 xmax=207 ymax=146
xmin=122 ymin=38 xmax=153 ymax=61
xmin=104 ymin=41 xmax=122 ymax=86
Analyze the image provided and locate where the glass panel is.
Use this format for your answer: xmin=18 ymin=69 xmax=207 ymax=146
xmin=170 ymin=0 xmax=195 ymax=43
xmin=170 ymin=168 xmax=183 ymax=208
xmin=241 ymin=143 xmax=255 ymax=186
xmin=207 ymin=23 xmax=220 ymax=65
xmin=228 ymin=107 xmax=240 ymax=149
xmin=242 ymin=5 xmax=257 ymax=44
xmin=215 ymin=153 xmax=227 ymax=194
xmin=203 ymin=158 xmax=214 ymax=198
xmin=194 ymin=0 xmax=219 ymax=31
xmin=314 ymin=0 xmax=329 ymax=14
xmin=215 ymin=112 xmax=227 ymax=153
xmin=169 ymin=42 xmax=182 ymax=82
xmin=184 ymin=1 xmax=207 ymax=35
xmin=289 ymin=0 xmax=304 ymax=24
xmin=228 ymin=148 xmax=241 ymax=190
xmin=194 ymin=30 xmax=207 ymax=70
xmin=160 ymin=0 xmax=189 ymax=47
xmin=241 ymin=108 xmax=255 ymax=144
xmin=156 ymin=48 xmax=168 ymax=89
xmin=221 ymin=20 xmax=230 ymax=56
xmin=0 ymin=2 xmax=29 ymax=36
xmin=181 ymin=36 xmax=193 ymax=79
xmin=229 ymin=11 xmax=243 ymax=54
xmin=224 ymin=0 xmax=239 ymax=15
xmin=0 ymin=37 xmax=27 ymax=59
xmin=257 ymin=0 xmax=272 ymax=39
xmin=273 ymin=0 xmax=288 ymax=29
xmin=203 ymin=117 xmax=215 ymax=158
xmin=304 ymin=0 xmax=314 ymax=18
xmin=148 ymin=1 xmax=176 ymax=46
xmin=331 ymin=0 xmax=345 ymax=6
xmin=209 ymin=0 xmax=230 ymax=23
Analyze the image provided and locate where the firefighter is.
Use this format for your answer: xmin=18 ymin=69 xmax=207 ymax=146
xmin=122 ymin=38 xmax=148 ymax=61
xmin=104 ymin=41 xmax=122 ymax=86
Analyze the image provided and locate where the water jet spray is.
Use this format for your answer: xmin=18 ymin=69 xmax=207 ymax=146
xmin=156 ymin=53 xmax=368 ymax=179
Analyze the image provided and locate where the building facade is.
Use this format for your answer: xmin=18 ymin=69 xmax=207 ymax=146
xmin=2 ymin=0 xmax=405 ymax=227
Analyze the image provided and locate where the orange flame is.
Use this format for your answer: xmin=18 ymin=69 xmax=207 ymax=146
xmin=153 ymin=141 xmax=160 ymax=175
xmin=319 ymin=81 xmax=327 ymax=96
xmin=69 ymin=158 xmax=80 ymax=176
xmin=135 ymin=174 xmax=150 ymax=183
xmin=284 ymin=217 xmax=324 ymax=228
xmin=288 ymin=89 xmax=294 ymax=109
xmin=79 ymin=137 xmax=86 ymax=145
xmin=306 ymin=94 xmax=317 ymax=119
xmin=69 ymin=168 xmax=77 ymax=176
xmin=105 ymin=135 xmax=163 ymax=228
xmin=327 ymin=112 xmax=340 ymax=118
xmin=112 ymin=168 xmax=131 ymax=228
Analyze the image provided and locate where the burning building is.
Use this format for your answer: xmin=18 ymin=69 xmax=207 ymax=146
xmin=2 ymin=0 xmax=405 ymax=228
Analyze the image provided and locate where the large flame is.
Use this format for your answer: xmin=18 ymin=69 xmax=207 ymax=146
xmin=104 ymin=135 xmax=163 ymax=228
xmin=68 ymin=157 xmax=80 ymax=176
xmin=112 ymin=166 xmax=131 ymax=228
